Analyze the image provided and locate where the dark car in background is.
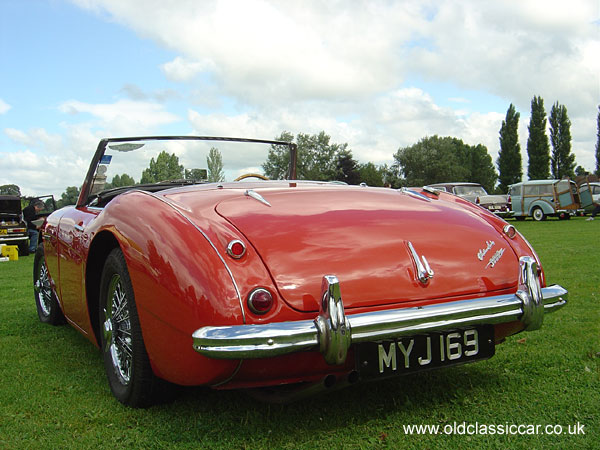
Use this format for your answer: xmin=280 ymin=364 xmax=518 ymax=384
xmin=0 ymin=195 xmax=29 ymax=255
xmin=0 ymin=195 xmax=57 ymax=255
xmin=427 ymin=182 xmax=511 ymax=217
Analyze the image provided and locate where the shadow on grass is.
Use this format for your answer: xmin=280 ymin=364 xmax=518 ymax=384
xmin=24 ymin=311 xmax=504 ymax=442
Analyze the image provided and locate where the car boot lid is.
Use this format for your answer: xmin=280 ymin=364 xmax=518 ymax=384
xmin=213 ymin=186 xmax=519 ymax=312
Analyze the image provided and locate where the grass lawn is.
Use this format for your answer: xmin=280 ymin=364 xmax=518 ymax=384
xmin=0 ymin=217 xmax=598 ymax=449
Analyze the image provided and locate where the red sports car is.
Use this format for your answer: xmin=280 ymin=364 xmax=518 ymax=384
xmin=33 ymin=136 xmax=567 ymax=407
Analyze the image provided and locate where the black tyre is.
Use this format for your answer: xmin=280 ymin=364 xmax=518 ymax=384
xmin=33 ymin=244 xmax=65 ymax=325
xmin=18 ymin=241 xmax=29 ymax=256
xmin=99 ymin=248 xmax=161 ymax=408
xmin=532 ymin=207 xmax=546 ymax=221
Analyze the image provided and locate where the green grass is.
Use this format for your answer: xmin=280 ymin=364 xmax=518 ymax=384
xmin=0 ymin=217 xmax=598 ymax=449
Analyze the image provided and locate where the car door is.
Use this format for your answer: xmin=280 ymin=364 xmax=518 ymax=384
xmin=56 ymin=206 xmax=99 ymax=333
xmin=522 ymin=184 xmax=540 ymax=215
xmin=577 ymin=178 xmax=595 ymax=209
xmin=593 ymin=184 xmax=600 ymax=203
xmin=509 ymin=185 xmax=523 ymax=215
xmin=554 ymin=180 xmax=578 ymax=210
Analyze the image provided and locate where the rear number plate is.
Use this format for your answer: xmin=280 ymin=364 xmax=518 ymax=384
xmin=357 ymin=326 xmax=494 ymax=379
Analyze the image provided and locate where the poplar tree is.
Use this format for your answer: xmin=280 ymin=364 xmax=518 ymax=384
xmin=596 ymin=105 xmax=600 ymax=177
xmin=526 ymin=96 xmax=550 ymax=179
xmin=549 ymin=102 xmax=575 ymax=179
xmin=497 ymin=104 xmax=522 ymax=193
xmin=206 ymin=147 xmax=225 ymax=182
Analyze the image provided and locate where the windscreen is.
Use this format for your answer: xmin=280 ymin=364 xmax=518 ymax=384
xmin=89 ymin=138 xmax=289 ymax=196
xmin=454 ymin=185 xmax=487 ymax=196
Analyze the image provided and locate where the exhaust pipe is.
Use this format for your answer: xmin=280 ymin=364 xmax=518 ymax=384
xmin=245 ymin=370 xmax=360 ymax=403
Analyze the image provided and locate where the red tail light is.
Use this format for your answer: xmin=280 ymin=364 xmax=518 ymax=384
xmin=247 ymin=288 xmax=273 ymax=314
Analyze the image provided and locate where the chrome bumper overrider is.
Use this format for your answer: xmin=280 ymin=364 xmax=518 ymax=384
xmin=192 ymin=257 xmax=567 ymax=365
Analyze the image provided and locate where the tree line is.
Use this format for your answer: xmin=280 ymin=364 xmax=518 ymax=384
xmin=4 ymin=98 xmax=599 ymax=203
xmin=264 ymin=98 xmax=599 ymax=194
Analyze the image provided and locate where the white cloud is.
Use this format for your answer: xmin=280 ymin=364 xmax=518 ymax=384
xmin=1 ymin=99 xmax=182 ymax=197
xmin=0 ymin=98 xmax=11 ymax=114
xmin=70 ymin=2 xmax=597 ymax=126
xmin=9 ymin=0 xmax=598 ymax=195
xmin=0 ymin=135 xmax=88 ymax=198
xmin=58 ymin=99 xmax=181 ymax=135
xmin=161 ymin=57 xmax=210 ymax=82
xmin=407 ymin=1 xmax=599 ymax=117
xmin=70 ymin=0 xmax=598 ymax=110
xmin=70 ymin=0 xmax=422 ymax=103
xmin=120 ymin=84 xmax=181 ymax=103
xmin=5 ymin=127 xmax=63 ymax=148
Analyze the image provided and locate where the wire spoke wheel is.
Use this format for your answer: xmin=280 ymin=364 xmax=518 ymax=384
xmin=35 ymin=262 xmax=53 ymax=317
xmin=33 ymin=244 xmax=65 ymax=325
xmin=99 ymin=247 xmax=165 ymax=407
xmin=103 ymin=274 xmax=133 ymax=385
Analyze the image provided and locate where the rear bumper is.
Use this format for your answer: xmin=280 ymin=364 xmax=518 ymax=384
xmin=192 ymin=257 xmax=567 ymax=365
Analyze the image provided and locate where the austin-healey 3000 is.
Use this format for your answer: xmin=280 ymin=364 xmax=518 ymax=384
xmin=33 ymin=136 xmax=567 ymax=407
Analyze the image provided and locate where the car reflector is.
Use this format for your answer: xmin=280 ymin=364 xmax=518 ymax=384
xmin=227 ymin=239 xmax=246 ymax=259
xmin=247 ymin=288 xmax=273 ymax=314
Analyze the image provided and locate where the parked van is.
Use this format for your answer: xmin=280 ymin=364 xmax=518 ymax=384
xmin=509 ymin=179 xmax=593 ymax=221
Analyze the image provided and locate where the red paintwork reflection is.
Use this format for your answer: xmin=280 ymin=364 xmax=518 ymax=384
xmin=215 ymin=187 xmax=519 ymax=312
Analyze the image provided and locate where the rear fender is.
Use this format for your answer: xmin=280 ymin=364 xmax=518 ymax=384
xmin=87 ymin=191 xmax=242 ymax=385
xmin=528 ymin=200 xmax=555 ymax=216
xmin=452 ymin=199 xmax=546 ymax=287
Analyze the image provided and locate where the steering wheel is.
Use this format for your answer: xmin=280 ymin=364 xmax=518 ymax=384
xmin=234 ymin=173 xmax=270 ymax=181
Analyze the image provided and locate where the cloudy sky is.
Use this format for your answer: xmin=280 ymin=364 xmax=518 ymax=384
xmin=1 ymin=0 xmax=598 ymax=198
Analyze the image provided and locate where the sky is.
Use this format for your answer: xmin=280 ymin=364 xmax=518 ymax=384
xmin=1 ymin=0 xmax=599 ymax=198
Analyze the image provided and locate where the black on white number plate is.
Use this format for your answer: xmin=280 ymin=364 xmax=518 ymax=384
xmin=356 ymin=326 xmax=495 ymax=379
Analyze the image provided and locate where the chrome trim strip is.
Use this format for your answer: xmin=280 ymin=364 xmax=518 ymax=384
xmin=192 ymin=283 xmax=567 ymax=361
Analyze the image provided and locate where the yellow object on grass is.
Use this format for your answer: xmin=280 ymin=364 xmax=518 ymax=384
xmin=0 ymin=245 xmax=18 ymax=261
